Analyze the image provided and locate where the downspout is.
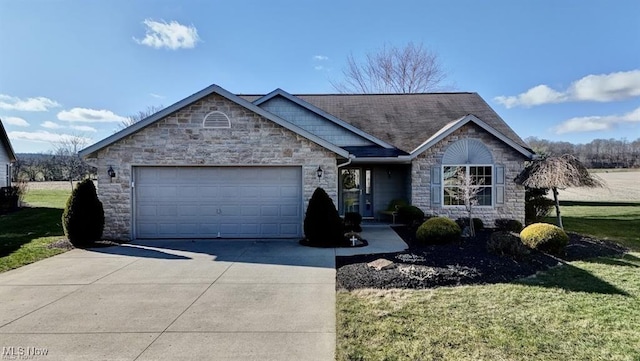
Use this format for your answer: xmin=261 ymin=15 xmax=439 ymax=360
xmin=337 ymin=154 xmax=355 ymax=168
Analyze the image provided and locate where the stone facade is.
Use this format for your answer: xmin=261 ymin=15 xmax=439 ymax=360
xmin=411 ymin=123 xmax=528 ymax=225
xmin=89 ymin=93 xmax=339 ymax=240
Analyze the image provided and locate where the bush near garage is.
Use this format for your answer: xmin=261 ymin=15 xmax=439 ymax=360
xmin=303 ymin=187 xmax=344 ymax=247
xmin=62 ymin=179 xmax=104 ymax=247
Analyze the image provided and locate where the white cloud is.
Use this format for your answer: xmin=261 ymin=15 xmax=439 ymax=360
xmin=495 ymin=70 xmax=640 ymax=108
xmin=314 ymin=65 xmax=326 ymax=71
xmin=150 ymin=93 xmax=165 ymax=99
xmin=41 ymin=121 xmax=63 ymax=129
xmin=553 ymin=106 xmax=640 ymax=134
xmin=0 ymin=94 xmax=60 ymax=111
xmin=70 ymin=125 xmax=98 ymax=132
xmin=313 ymin=55 xmax=329 ymax=61
xmin=4 ymin=116 xmax=30 ymax=127
xmin=57 ymin=107 xmax=127 ymax=123
xmin=8 ymin=130 xmax=92 ymax=144
xmin=134 ymin=19 xmax=200 ymax=50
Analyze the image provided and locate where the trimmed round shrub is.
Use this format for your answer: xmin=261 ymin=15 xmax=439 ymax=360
xmin=455 ymin=217 xmax=484 ymax=231
xmin=495 ymin=219 xmax=524 ymax=233
xmin=487 ymin=231 xmax=530 ymax=258
xmin=415 ymin=217 xmax=461 ymax=245
xmin=520 ymin=223 xmax=569 ymax=255
xmin=397 ymin=205 xmax=425 ymax=225
xmin=344 ymin=212 xmax=363 ymax=232
xmin=62 ymin=179 xmax=104 ymax=247
xmin=303 ymin=187 xmax=344 ymax=247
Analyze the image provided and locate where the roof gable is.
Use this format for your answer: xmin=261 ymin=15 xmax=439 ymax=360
xmin=0 ymin=119 xmax=17 ymax=162
xmin=79 ymin=85 xmax=349 ymax=158
xmin=410 ymin=114 xmax=534 ymax=159
xmin=252 ymin=89 xmax=394 ymax=149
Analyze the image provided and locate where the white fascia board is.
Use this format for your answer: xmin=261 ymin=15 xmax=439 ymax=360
xmin=253 ymin=89 xmax=396 ymax=149
xmin=350 ymin=155 xmax=412 ymax=164
xmin=79 ymin=85 xmax=349 ymax=159
xmin=409 ymin=114 xmax=534 ymax=160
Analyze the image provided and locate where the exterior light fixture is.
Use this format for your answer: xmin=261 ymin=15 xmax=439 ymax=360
xmin=107 ymin=166 xmax=116 ymax=178
xmin=316 ymin=166 xmax=323 ymax=179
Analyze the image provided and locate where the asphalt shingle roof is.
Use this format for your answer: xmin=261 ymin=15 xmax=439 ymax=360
xmin=242 ymin=92 xmax=529 ymax=153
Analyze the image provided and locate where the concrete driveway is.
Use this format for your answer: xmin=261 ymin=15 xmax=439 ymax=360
xmin=0 ymin=240 xmax=337 ymax=361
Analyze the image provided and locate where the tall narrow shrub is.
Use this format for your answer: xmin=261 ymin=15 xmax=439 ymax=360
xmin=303 ymin=187 xmax=344 ymax=246
xmin=62 ymin=179 xmax=104 ymax=247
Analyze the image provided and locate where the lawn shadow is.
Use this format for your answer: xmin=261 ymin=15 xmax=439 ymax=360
xmin=0 ymin=207 xmax=64 ymax=257
xmin=517 ymin=262 xmax=629 ymax=296
xmin=582 ymin=255 xmax=640 ymax=268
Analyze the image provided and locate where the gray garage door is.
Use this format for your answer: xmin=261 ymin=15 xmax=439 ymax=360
xmin=134 ymin=167 xmax=302 ymax=239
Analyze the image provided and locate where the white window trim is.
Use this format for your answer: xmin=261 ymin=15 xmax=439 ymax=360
xmin=441 ymin=164 xmax=494 ymax=208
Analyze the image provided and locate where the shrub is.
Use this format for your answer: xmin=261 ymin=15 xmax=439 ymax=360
xmin=495 ymin=218 xmax=524 ymax=233
xmin=487 ymin=231 xmax=530 ymax=258
xmin=344 ymin=212 xmax=363 ymax=232
xmin=303 ymin=187 xmax=344 ymax=247
xmin=387 ymin=198 xmax=409 ymax=211
xmin=415 ymin=217 xmax=461 ymax=245
xmin=62 ymin=179 xmax=104 ymax=247
xmin=0 ymin=186 xmax=20 ymax=214
xmin=455 ymin=217 xmax=484 ymax=231
xmin=397 ymin=205 xmax=425 ymax=226
xmin=520 ymin=223 xmax=569 ymax=255
xmin=525 ymin=188 xmax=554 ymax=224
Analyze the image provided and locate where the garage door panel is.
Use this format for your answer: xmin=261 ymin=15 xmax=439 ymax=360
xmin=135 ymin=167 xmax=302 ymax=239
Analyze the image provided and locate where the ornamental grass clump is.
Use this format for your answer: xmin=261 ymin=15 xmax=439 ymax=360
xmin=520 ymin=222 xmax=569 ymax=255
xmin=415 ymin=217 xmax=461 ymax=245
xmin=62 ymin=179 xmax=104 ymax=247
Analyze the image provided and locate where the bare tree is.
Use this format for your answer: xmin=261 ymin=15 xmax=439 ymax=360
xmin=119 ymin=105 xmax=163 ymax=130
xmin=331 ymin=42 xmax=447 ymax=93
xmin=52 ymin=135 xmax=91 ymax=190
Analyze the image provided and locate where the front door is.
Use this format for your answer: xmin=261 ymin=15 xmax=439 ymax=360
xmin=340 ymin=168 xmax=374 ymax=218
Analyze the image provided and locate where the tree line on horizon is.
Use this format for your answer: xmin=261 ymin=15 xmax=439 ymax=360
xmin=525 ymin=137 xmax=640 ymax=168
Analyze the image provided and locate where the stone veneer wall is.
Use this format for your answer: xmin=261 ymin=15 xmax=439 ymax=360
xmin=89 ymin=93 xmax=339 ymax=240
xmin=411 ymin=123 xmax=529 ymax=225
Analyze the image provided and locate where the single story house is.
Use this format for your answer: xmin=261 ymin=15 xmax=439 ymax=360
xmin=0 ymin=119 xmax=17 ymax=187
xmin=79 ymin=85 xmax=534 ymax=240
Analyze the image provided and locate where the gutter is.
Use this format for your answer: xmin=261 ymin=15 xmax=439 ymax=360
xmin=337 ymin=154 xmax=355 ymax=168
xmin=348 ymin=155 xmax=412 ymax=164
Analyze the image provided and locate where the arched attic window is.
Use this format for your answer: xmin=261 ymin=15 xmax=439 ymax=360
xmin=203 ymin=111 xmax=231 ymax=128
xmin=430 ymin=139 xmax=504 ymax=207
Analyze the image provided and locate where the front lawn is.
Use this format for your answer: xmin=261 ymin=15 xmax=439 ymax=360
xmin=337 ymin=252 xmax=640 ymax=360
xmin=0 ymin=185 xmax=70 ymax=272
xmin=547 ymin=201 xmax=640 ymax=251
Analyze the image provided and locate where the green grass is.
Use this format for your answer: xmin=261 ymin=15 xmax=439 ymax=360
xmin=0 ymin=188 xmax=71 ymax=272
xmin=337 ymin=253 xmax=640 ymax=361
xmin=546 ymin=201 xmax=640 ymax=251
xmin=22 ymin=188 xmax=71 ymax=208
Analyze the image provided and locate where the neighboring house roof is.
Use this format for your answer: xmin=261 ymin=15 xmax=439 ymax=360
xmin=0 ymin=119 xmax=17 ymax=162
xmin=79 ymin=85 xmax=349 ymax=158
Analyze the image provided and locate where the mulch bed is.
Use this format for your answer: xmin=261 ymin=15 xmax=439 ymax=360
xmin=336 ymin=227 xmax=628 ymax=291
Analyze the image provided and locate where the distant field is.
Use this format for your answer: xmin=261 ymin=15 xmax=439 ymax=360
xmin=555 ymin=171 xmax=640 ymax=202
xmin=22 ymin=181 xmax=74 ymax=209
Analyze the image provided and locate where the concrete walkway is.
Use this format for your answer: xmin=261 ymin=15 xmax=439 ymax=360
xmin=0 ymin=226 xmax=405 ymax=361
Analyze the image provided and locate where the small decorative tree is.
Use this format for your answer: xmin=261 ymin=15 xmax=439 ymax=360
xmin=448 ymin=168 xmax=483 ymax=237
xmin=515 ymin=154 xmax=604 ymax=229
xmin=62 ymin=179 xmax=104 ymax=247
xmin=303 ymin=187 xmax=344 ymax=247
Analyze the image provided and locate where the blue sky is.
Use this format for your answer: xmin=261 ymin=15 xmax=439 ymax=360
xmin=1 ymin=0 xmax=639 ymax=153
